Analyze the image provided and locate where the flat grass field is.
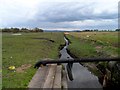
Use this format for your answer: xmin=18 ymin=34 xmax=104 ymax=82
xmin=2 ymin=32 xmax=64 ymax=88
xmin=2 ymin=31 xmax=119 ymax=88
xmin=66 ymin=31 xmax=119 ymax=58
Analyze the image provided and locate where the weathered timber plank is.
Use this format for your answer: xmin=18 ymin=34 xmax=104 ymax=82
xmin=28 ymin=65 xmax=50 ymax=88
xmin=62 ymin=69 xmax=68 ymax=89
xmin=43 ymin=64 xmax=57 ymax=88
xmin=53 ymin=65 xmax=62 ymax=88
xmin=28 ymin=64 xmax=68 ymax=89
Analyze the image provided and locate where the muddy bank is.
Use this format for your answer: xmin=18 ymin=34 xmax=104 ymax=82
xmin=32 ymin=38 xmax=55 ymax=43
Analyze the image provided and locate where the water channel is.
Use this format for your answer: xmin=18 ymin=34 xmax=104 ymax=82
xmin=59 ymin=37 xmax=102 ymax=88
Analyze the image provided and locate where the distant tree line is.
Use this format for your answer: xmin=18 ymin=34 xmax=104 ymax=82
xmin=1 ymin=28 xmax=120 ymax=32
xmin=74 ymin=29 xmax=120 ymax=32
xmin=115 ymin=29 xmax=120 ymax=31
xmin=1 ymin=27 xmax=44 ymax=33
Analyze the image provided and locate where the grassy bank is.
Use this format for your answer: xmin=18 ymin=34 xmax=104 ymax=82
xmin=65 ymin=31 xmax=119 ymax=87
xmin=66 ymin=31 xmax=119 ymax=58
xmin=2 ymin=32 xmax=64 ymax=88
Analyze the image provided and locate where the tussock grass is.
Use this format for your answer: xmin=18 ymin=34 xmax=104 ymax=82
xmin=69 ymin=32 xmax=119 ymax=47
xmin=66 ymin=35 xmax=97 ymax=58
xmin=66 ymin=31 xmax=119 ymax=58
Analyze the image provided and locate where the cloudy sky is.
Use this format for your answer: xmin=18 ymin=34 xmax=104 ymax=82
xmin=0 ymin=0 xmax=119 ymax=30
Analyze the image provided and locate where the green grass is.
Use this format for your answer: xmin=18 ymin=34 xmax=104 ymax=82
xmin=66 ymin=31 xmax=119 ymax=58
xmin=66 ymin=31 xmax=119 ymax=86
xmin=2 ymin=32 xmax=64 ymax=88
xmin=69 ymin=32 xmax=119 ymax=47
xmin=67 ymin=35 xmax=98 ymax=58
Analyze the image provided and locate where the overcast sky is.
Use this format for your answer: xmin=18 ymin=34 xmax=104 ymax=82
xmin=0 ymin=0 xmax=119 ymax=30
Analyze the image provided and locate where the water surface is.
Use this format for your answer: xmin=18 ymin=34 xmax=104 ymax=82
xmin=59 ymin=37 xmax=102 ymax=88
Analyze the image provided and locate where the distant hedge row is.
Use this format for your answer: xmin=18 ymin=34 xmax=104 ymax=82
xmin=0 ymin=27 xmax=43 ymax=33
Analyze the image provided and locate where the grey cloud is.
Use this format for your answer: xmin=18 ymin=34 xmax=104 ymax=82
xmin=12 ymin=18 xmax=117 ymax=30
xmin=35 ymin=2 xmax=117 ymax=23
xmin=4 ymin=2 xmax=117 ymax=30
